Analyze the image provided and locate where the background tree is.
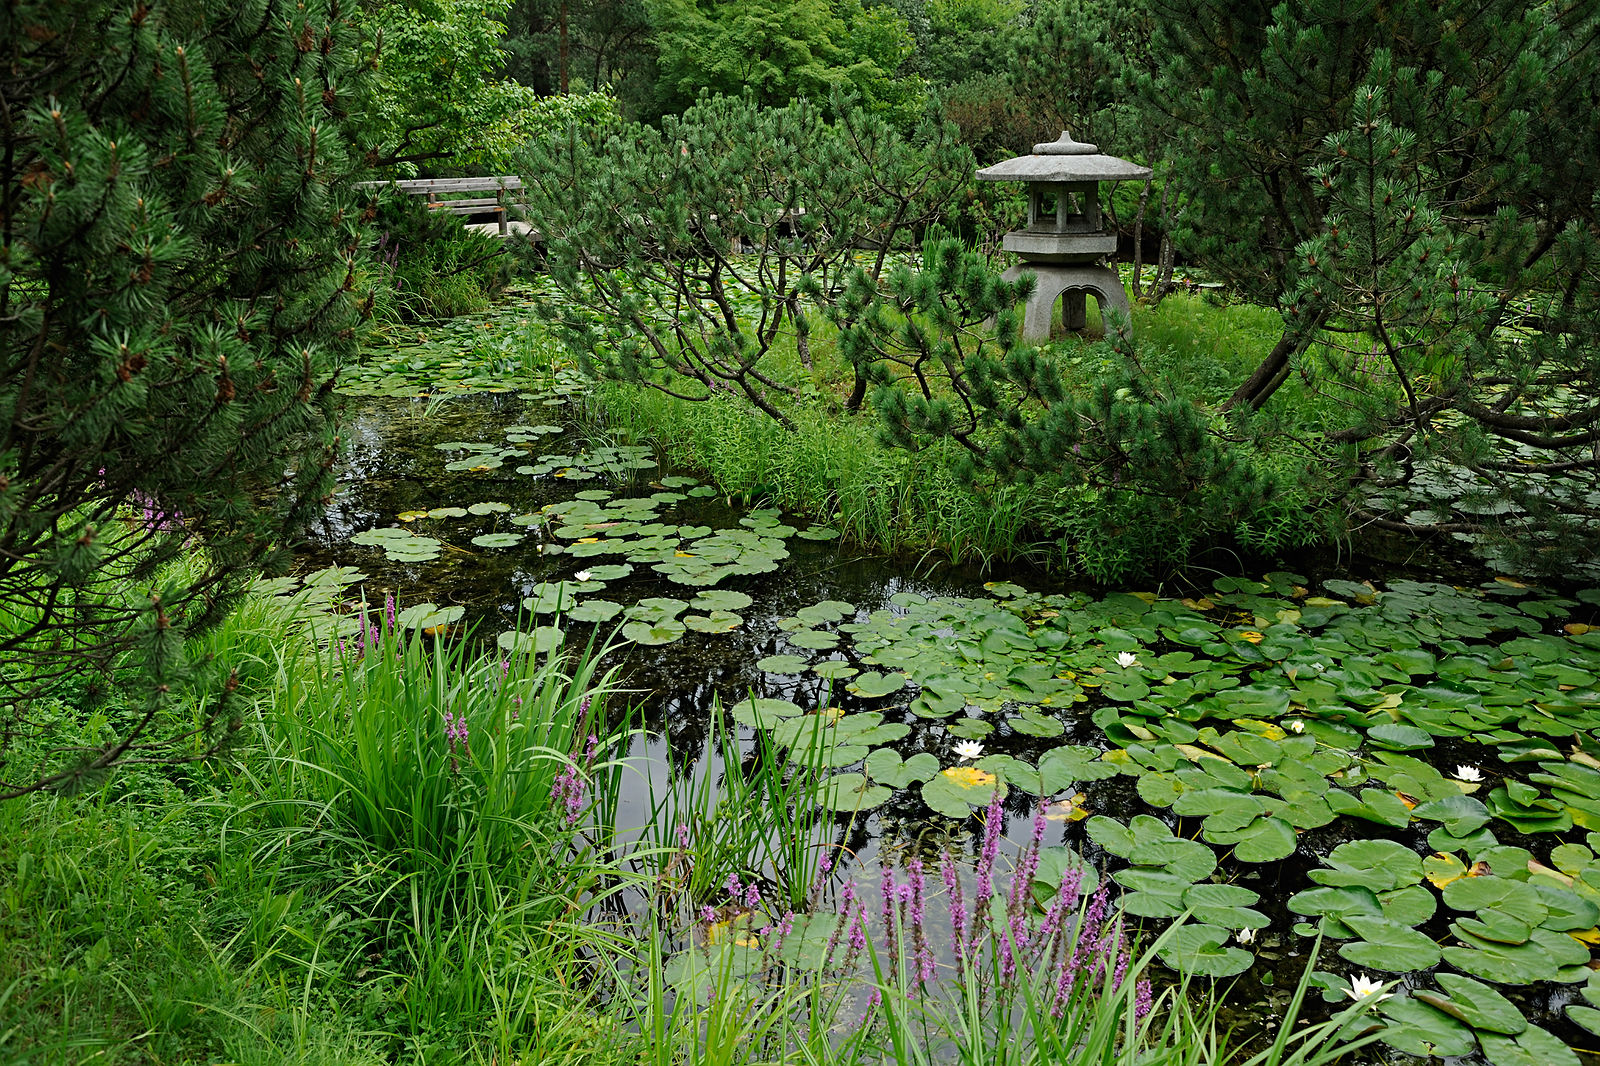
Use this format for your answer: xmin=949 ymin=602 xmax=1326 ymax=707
xmin=1113 ymin=0 xmax=1600 ymax=569
xmin=520 ymin=93 xmax=970 ymax=423
xmin=0 ymin=0 xmax=370 ymax=794
xmin=643 ymin=0 xmax=924 ymax=124
xmin=354 ymin=0 xmax=543 ymax=171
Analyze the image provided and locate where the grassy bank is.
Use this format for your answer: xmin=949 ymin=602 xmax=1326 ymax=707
xmin=577 ymin=286 xmax=1334 ymax=581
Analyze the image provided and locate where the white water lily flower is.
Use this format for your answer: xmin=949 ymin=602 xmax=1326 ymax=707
xmin=1345 ymin=974 xmax=1392 ymax=1002
xmin=1116 ymin=651 xmax=1140 ymax=669
xmin=574 ymin=570 xmax=592 ymax=582
xmin=953 ymin=739 xmax=984 ymax=762
xmin=1286 ymin=720 xmax=1306 ymax=734
xmin=1236 ymin=927 xmax=1258 ymax=945
xmin=1454 ymin=764 xmax=1484 ymax=783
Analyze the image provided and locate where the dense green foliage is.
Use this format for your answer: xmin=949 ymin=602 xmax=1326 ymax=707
xmin=0 ymin=0 xmax=371 ymax=793
xmin=522 ymin=93 xmax=970 ymax=424
xmin=1114 ymin=0 xmax=1600 ymax=570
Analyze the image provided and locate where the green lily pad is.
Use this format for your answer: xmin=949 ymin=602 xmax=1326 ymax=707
xmin=1441 ymin=877 xmax=1548 ymax=927
xmin=1375 ymin=995 xmax=1478 ymax=1058
xmin=1157 ymin=924 xmax=1254 ymax=978
xmin=1309 ymin=839 xmax=1423 ymax=892
xmin=683 ymin=611 xmax=744 ymax=633
xmin=1183 ymin=883 xmax=1267 ymax=929
xmin=846 ymin=671 xmax=908 ymax=698
xmin=395 ymin=603 xmax=464 ymax=630
xmin=788 ymin=628 xmax=841 ymax=650
xmin=818 ymin=773 xmax=893 ymax=812
xmin=864 ymin=749 xmax=940 ymax=788
xmin=728 ymin=697 xmax=804 ymax=727
xmin=1337 ymin=914 xmax=1443 ymax=972
xmin=496 ymin=627 xmax=564 ymax=654
xmin=691 ymin=589 xmax=754 ymax=612
xmin=921 ymin=767 xmax=1005 ymax=818
xmin=811 ymin=660 xmax=857 ymax=680
xmin=1476 ymin=1025 xmax=1582 ymax=1066
xmin=1428 ymin=974 xmax=1528 ymax=1035
xmin=621 ymin=620 xmax=685 ymax=645
xmin=567 ymin=599 xmax=624 ymax=624
xmin=757 ymin=654 xmax=812 ymax=674
xmin=581 ymin=563 xmax=635 ymax=581
xmin=1128 ymin=837 xmax=1218 ymax=882
xmin=471 ymin=532 xmax=524 ymax=548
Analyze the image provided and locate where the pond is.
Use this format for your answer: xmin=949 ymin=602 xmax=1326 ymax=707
xmin=283 ymin=293 xmax=1600 ymax=1066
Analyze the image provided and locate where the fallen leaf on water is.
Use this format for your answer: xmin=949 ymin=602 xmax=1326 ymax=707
xmin=941 ymin=766 xmax=998 ymax=790
xmin=1046 ymin=792 xmax=1091 ymax=821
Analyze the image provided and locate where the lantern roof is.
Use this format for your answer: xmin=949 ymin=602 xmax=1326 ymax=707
xmin=976 ymin=132 xmax=1152 ymax=184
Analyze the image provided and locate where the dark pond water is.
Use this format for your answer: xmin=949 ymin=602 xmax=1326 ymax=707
xmin=297 ymin=382 xmax=1600 ymax=1066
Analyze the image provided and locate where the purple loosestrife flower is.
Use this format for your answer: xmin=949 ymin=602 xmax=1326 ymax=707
xmin=942 ymin=852 xmax=968 ymax=982
xmin=1111 ymin=948 xmax=1130 ymax=992
xmin=1134 ymin=978 xmax=1154 ymax=1022
xmin=744 ymin=883 xmax=761 ymax=909
xmin=1075 ymin=880 xmax=1111 ymax=969
xmin=726 ymin=872 xmax=743 ymax=904
xmin=880 ymin=865 xmax=899 ymax=966
xmin=844 ymin=904 xmax=868 ymax=969
xmin=909 ymin=858 xmax=934 ymax=985
xmin=823 ymin=882 xmax=856 ymax=969
xmin=551 ymin=760 xmax=586 ymax=825
xmin=700 ymin=905 xmax=717 ymax=923
xmin=972 ymin=793 xmax=1004 ymax=954
xmin=676 ymin=823 xmax=691 ymax=850
xmin=384 ymin=592 xmax=396 ymax=633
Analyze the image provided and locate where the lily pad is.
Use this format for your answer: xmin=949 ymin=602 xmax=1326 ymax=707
xmin=921 ymin=767 xmax=1004 ymax=818
xmin=622 ymin=620 xmax=686 ymax=645
xmin=567 ymin=599 xmax=624 ymax=624
xmin=756 ymin=653 xmax=812 ymax=674
xmin=818 ymin=773 xmax=893 ymax=812
xmin=395 ymin=603 xmax=464 ymax=630
xmin=470 ymin=532 xmax=524 ymax=549
xmin=683 ymin=611 xmax=744 ymax=633
xmin=1337 ymin=914 xmax=1443 ymax=972
xmin=1157 ymin=924 xmax=1253 ymax=978
xmin=496 ymin=627 xmax=564 ymax=654
xmin=846 ymin=671 xmax=907 ymax=698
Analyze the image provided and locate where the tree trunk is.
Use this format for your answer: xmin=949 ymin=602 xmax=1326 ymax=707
xmin=558 ymin=2 xmax=569 ymax=94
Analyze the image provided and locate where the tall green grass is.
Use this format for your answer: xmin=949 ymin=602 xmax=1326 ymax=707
xmin=589 ymin=381 xmax=1049 ymax=570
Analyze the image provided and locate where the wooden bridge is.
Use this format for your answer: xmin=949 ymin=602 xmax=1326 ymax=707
xmin=356 ymin=176 xmax=534 ymax=239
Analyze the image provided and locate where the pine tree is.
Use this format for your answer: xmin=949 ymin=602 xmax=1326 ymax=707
xmin=1117 ymin=0 xmax=1600 ymax=569
xmin=0 ymin=0 xmax=371 ymax=795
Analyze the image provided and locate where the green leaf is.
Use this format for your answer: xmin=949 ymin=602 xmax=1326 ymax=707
xmin=1430 ymin=974 xmax=1528 ymax=1035
xmin=1337 ymin=914 xmax=1443 ymax=972
xmin=818 ymin=773 xmax=892 ymax=812
xmin=496 ymin=626 xmax=564 ymax=654
xmin=1157 ymin=924 xmax=1253 ymax=978
xmin=622 ymin=619 xmax=685 ymax=645
xmin=1375 ymin=996 xmax=1478 ymax=1058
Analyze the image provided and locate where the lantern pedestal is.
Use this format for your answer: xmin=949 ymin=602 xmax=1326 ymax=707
xmin=976 ymin=132 xmax=1151 ymax=344
xmin=1002 ymin=262 xmax=1131 ymax=338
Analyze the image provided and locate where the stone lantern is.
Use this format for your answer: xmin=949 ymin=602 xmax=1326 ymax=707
xmin=977 ymin=132 xmax=1151 ymax=342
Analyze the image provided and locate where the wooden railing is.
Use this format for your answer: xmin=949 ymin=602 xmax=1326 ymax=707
xmin=357 ymin=176 xmax=526 ymax=238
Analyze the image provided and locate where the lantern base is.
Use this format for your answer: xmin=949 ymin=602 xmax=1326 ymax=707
xmin=1003 ymin=262 xmax=1130 ymax=342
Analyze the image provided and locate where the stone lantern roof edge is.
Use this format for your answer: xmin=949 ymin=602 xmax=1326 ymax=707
xmin=975 ymin=154 xmax=1152 ymax=183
